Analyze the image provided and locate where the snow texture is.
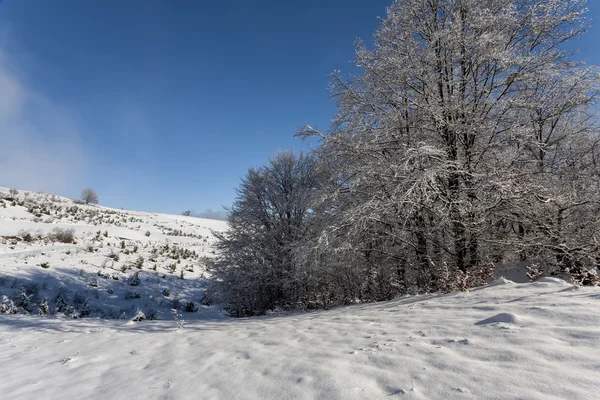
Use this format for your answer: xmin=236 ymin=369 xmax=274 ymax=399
xmin=2 ymin=278 xmax=600 ymax=399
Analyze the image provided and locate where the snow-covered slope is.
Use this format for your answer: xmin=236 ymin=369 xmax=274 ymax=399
xmin=0 ymin=187 xmax=228 ymax=320
xmin=1 ymin=277 xmax=600 ymax=399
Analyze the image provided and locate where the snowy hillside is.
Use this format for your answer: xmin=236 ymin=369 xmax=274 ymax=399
xmin=0 ymin=187 xmax=228 ymax=320
xmin=1 ymin=277 xmax=600 ymax=399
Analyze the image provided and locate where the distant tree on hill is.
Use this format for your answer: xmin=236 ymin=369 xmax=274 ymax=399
xmin=182 ymin=210 xmax=192 ymax=216
xmin=80 ymin=188 xmax=99 ymax=205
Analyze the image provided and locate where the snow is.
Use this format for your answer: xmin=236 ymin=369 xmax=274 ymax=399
xmin=2 ymin=188 xmax=600 ymax=399
xmin=0 ymin=187 xmax=228 ymax=320
xmin=474 ymin=312 xmax=522 ymax=325
xmin=2 ymin=279 xmax=600 ymax=399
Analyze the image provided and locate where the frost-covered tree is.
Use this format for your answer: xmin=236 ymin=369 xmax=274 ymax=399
xmin=299 ymin=0 xmax=600 ymax=291
xmin=210 ymin=151 xmax=321 ymax=316
xmin=80 ymin=188 xmax=99 ymax=205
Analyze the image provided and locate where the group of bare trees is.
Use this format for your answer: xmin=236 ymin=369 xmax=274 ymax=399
xmin=212 ymin=0 xmax=600 ymax=316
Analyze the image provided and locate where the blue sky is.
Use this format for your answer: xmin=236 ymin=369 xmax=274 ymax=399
xmin=0 ymin=1 xmax=599 ymax=215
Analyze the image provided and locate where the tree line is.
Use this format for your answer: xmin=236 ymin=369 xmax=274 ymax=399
xmin=210 ymin=0 xmax=600 ymax=316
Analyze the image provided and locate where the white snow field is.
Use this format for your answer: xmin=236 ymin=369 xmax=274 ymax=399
xmin=1 ymin=188 xmax=600 ymax=399
xmin=0 ymin=187 xmax=228 ymax=321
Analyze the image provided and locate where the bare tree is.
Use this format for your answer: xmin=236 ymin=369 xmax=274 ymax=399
xmin=210 ymin=151 xmax=321 ymax=316
xmin=299 ymin=0 xmax=600 ymax=291
xmin=80 ymin=188 xmax=99 ymax=205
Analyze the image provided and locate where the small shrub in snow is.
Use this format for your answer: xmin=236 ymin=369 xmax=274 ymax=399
xmin=128 ymin=271 xmax=141 ymax=286
xmin=526 ymin=265 xmax=544 ymax=281
xmin=200 ymin=294 xmax=212 ymax=306
xmin=97 ymin=270 xmax=111 ymax=279
xmin=120 ymin=240 xmax=126 ymax=249
xmin=39 ymin=298 xmax=49 ymax=315
xmin=48 ymin=228 xmax=76 ymax=244
xmin=54 ymin=293 xmax=72 ymax=315
xmin=162 ymin=289 xmax=170 ymax=297
xmin=570 ymin=264 xmax=600 ymax=287
xmin=144 ymin=308 xmax=157 ymax=320
xmin=124 ymin=290 xmax=141 ymax=299
xmin=40 ymin=262 xmax=50 ymax=269
xmin=0 ymin=296 xmax=18 ymax=314
xmin=185 ymin=302 xmax=198 ymax=312
xmin=108 ymin=252 xmax=120 ymax=262
xmin=19 ymin=230 xmax=33 ymax=243
xmin=9 ymin=188 xmax=18 ymax=196
xmin=15 ymin=290 xmax=34 ymax=313
xmin=145 ymin=230 xmax=151 ymax=237
xmin=131 ymin=309 xmax=146 ymax=322
xmin=134 ymin=256 xmax=144 ymax=269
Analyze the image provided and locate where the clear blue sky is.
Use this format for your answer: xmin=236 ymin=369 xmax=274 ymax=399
xmin=0 ymin=0 xmax=598 ymax=215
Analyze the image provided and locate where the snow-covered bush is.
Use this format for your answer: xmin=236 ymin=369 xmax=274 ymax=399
xmin=124 ymin=290 xmax=141 ymax=299
xmin=131 ymin=309 xmax=146 ymax=322
xmin=48 ymin=228 xmax=76 ymax=244
xmin=54 ymin=292 xmax=72 ymax=315
xmin=18 ymin=230 xmax=33 ymax=243
xmin=39 ymin=298 xmax=49 ymax=315
xmin=133 ymin=256 xmax=144 ymax=269
xmin=127 ymin=271 xmax=141 ymax=286
xmin=0 ymin=296 xmax=19 ymax=314
xmin=185 ymin=302 xmax=198 ymax=312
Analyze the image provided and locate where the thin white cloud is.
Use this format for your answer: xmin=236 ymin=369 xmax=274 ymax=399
xmin=0 ymin=50 xmax=86 ymax=194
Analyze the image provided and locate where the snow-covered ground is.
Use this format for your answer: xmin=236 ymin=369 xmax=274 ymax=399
xmin=1 ymin=277 xmax=599 ymax=399
xmin=0 ymin=187 xmax=228 ymax=320
xmin=2 ymin=188 xmax=600 ymax=399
